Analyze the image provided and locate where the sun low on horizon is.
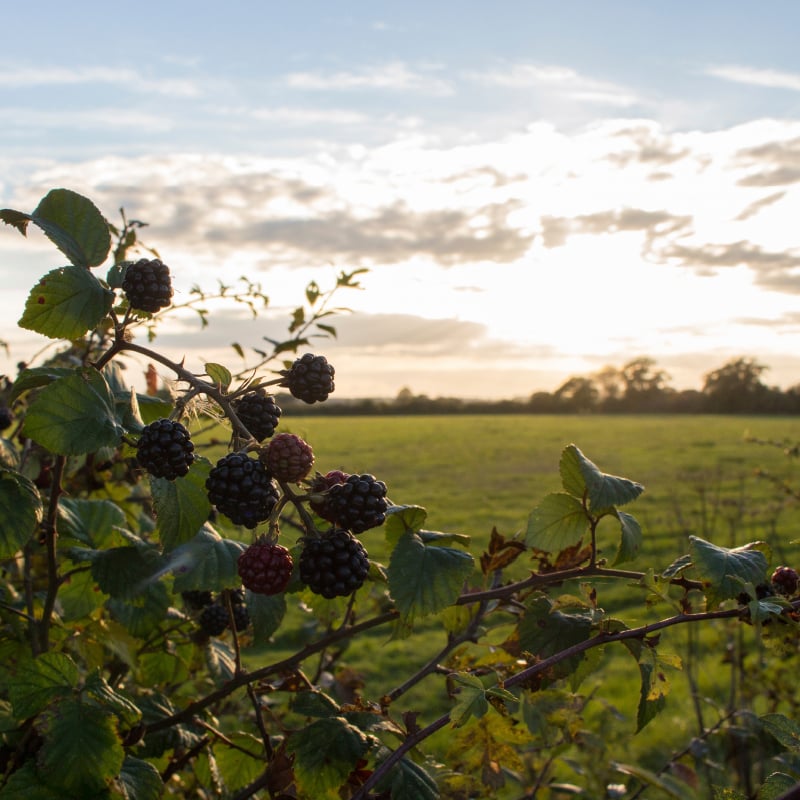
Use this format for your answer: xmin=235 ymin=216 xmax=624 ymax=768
xmin=2 ymin=1 xmax=800 ymax=399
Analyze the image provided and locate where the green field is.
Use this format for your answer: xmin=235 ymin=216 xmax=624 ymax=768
xmin=206 ymin=414 xmax=800 ymax=794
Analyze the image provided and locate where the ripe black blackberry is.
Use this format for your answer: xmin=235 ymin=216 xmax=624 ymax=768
xmin=181 ymin=590 xmax=213 ymax=611
xmin=198 ymin=603 xmax=229 ymax=636
xmin=308 ymin=470 xmax=350 ymax=523
xmin=238 ymin=541 xmax=294 ymax=595
xmin=0 ymin=407 xmax=12 ymax=431
xmin=228 ymin=587 xmax=246 ymax=605
xmin=299 ymin=529 xmax=369 ymax=599
xmin=122 ymin=258 xmax=173 ymax=313
xmin=279 ymin=353 xmax=335 ymax=404
xmin=136 ymin=418 xmax=195 ymax=480
xmin=231 ymin=388 xmax=282 ymax=442
xmin=327 ymin=473 xmax=388 ymax=533
xmin=206 ymin=452 xmax=279 ymax=528
xmin=262 ymin=432 xmax=314 ymax=483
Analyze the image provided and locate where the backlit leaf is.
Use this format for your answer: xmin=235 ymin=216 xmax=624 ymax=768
xmin=0 ymin=469 xmax=42 ymax=557
xmin=152 ymin=459 xmax=213 ymax=551
xmin=8 ymin=652 xmax=79 ymax=719
xmin=117 ymin=756 xmax=164 ymax=800
xmin=205 ymin=362 xmax=232 ymax=389
xmin=385 ymin=504 xmax=428 ymax=548
xmin=561 ymin=445 xmax=644 ymax=510
xmin=525 ymin=493 xmax=587 ymax=553
xmin=613 ymin=510 xmax=643 ymax=565
xmin=689 ymin=536 xmax=769 ymax=607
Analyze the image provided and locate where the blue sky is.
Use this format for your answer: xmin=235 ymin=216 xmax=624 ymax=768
xmin=3 ymin=1 xmax=800 ymax=398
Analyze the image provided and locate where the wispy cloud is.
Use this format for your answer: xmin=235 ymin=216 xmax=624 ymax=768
xmin=285 ymin=61 xmax=453 ymax=95
xmin=466 ymin=62 xmax=640 ymax=107
xmin=707 ymin=64 xmax=800 ymax=92
xmin=0 ymin=65 xmax=201 ymax=97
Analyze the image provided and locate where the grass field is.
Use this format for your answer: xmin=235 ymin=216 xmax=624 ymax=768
xmin=204 ymin=414 xmax=800 ymax=794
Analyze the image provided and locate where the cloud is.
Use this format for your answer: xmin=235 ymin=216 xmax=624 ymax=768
xmin=707 ymin=64 xmax=800 ymax=92
xmin=467 ymin=62 xmax=641 ymax=107
xmin=606 ymin=124 xmax=691 ymax=167
xmin=0 ymin=65 xmax=200 ymax=97
xmin=285 ymin=61 xmax=453 ymax=95
xmin=735 ymin=190 xmax=786 ymax=220
xmin=736 ymin=136 xmax=800 ymax=186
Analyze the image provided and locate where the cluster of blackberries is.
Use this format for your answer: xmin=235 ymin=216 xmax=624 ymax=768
xmin=182 ymin=589 xmax=250 ymax=637
xmin=122 ymin=258 xmax=173 ymax=313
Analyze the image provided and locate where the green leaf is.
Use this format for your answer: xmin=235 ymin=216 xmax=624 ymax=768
xmin=214 ymin=732 xmax=265 ymax=793
xmin=205 ymin=362 xmax=232 ymax=389
xmin=107 ymin=583 xmax=171 ymax=638
xmin=8 ymin=652 xmax=79 ymax=719
xmin=385 ymin=504 xmax=428 ymax=548
xmin=0 ymin=469 xmax=42 ymax=557
xmin=286 ymin=716 xmax=370 ymax=799
xmin=418 ymin=529 xmax=471 ymax=547
xmin=10 ymin=366 xmax=75 ymax=403
xmin=36 ymin=696 xmax=124 ymax=795
xmin=560 ymin=445 xmax=644 ymax=510
xmin=387 ymin=532 xmax=474 ymax=625
xmin=613 ymin=510 xmax=643 ymax=565
xmin=58 ymin=568 xmax=108 ymax=620
xmin=612 ymin=762 xmax=688 ymax=799
xmin=0 ymin=762 xmax=65 ymax=799
xmin=689 ymin=536 xmax=769 ymax=607
xmin=117 ymin=756 xmax=164 ymax=800
xmin=239 ymin=593 xmax=284 ymax=646
xmin=205 ymin=639 xmax=236 ymax=686
xmin=22 ymin=368 xmax=122 ymax=455
xmin=151 ymin=459 xmax=213 ymax=551
xmin=449 ymin=672 xmax=489 ymax=727
xmin=0 ymin=207 xmax=32 ymax=236
xmin=31 ymin=188 xmax=111 ymax=268
xmin=82 ymin=671 xmax=141 ymax=729
xmin=760 ymin=713 xmax=800 ymax=752
xmin=171 ymin=526 xmax=247 ymax=593
xmin=525 ymin=493 xmax=587 ymax=553
xmin=58 ymin=497 xmax=126 ymax=548
xmin=90 ymin=544 xmax=165 ymax=599
xmin=758 ymin=772 xmax=797 ymax=799
xmin=19 ymin=266 xmax=114 ymax=340
xmin=291 ymin=690 xmax=340 ymax=718
xmin=379 ymin=754 xmax=440 ymax=800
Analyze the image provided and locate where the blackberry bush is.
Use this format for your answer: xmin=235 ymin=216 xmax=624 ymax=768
xmin=231 ymin=387 xmax=282 ymax=441
xmin=299 ymin=528 xmax=370 ymax=599
xmin=121 ymin=257 xmax=173 ymax=312
xmin=135 ymin=418 xmax=195 ymax=480
xmin=206 ymin=452 xmax=279 ymax=528
xmin=262 ymin=432 xmax=314 ymax=483
xmin=279 ymin=353 xmax=335 ymax=403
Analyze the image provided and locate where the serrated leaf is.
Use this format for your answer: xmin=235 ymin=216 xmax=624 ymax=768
xmin=758 ymin=772 xmax=797 ymax=799
xmin=117 ymin=756 xmax=164 ymax=800
xmin=0 ymin=469 xmax=42 ymax=557
xmin=380 ymin=755 xmax=440 ymax=800
xmin=205 ymin=639 xmax=236 ymax=686
xmin=689 ymin=536 xmax=769 ymax=607
xmin=82 ymin=671 xmax=141 ymax=728
xmin=525 ymin=493 xmax=587 ymax=553
xmin=107 ymin=583 xmax=171 ymax=638
xmin=22 ymin=368 xmax=122 ymax=455
xmin=32 ymin=188 xmax=111 ymax=268
xmin=58 ymin=497 xmax=126 ymax=548
xmin=613 ymin=510 xmax=643 ymax=565
xmin=561 ymin=445 xmax=644 ymax=509
xmin=662 ymin=553 xmax=693 ymax=579
xmin=90 ymin=544 xmax=165 ymax=599
xmin=418 ymin=529 xmax=471 ymax=547
xmin=152 ymin=459 xmax=213 ymax=551
xmin=214 ymin=732 xmax=265 ymax=793
xmin=10 ymin=366 xmax=74 ymax=403
xmin=0 ymin=762 xmax=65 ymax=799
xmin=385 ymin=504 xmax=428 ymax=548
xmin=205 ymin=362 xmax=232 ymax=389
xmin=761 ymin=713 xmax=800 ymax=752
xmin=19 ymin=266 xmax=113 ymax=340
xmin=0 ymin=207 xmax=32 ymax=236
xmin=292 ymin=690 xmax=340 ymax=718
xmin=36 ymin=696 xmax=124 ymax=795
xmin=247 ymin=591 xmax=287 ymax=641
xmin=171 ymin=526 xmax=247 ymax=593
xmin=449 ymin=672 xmax=489 ymax=727
xmin=58 ymin=568 xmax=107 ymax=621
xmin=8 ymin=652 xmax=79 ymax=719
xmin=387 ymin=532 xmax=475 ymax=625
xmin=286 ymin=716 xmax=370 ymax=799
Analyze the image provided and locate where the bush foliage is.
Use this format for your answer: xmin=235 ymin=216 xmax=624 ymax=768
xmin=1 ymin=189 xmax=800 ymax=799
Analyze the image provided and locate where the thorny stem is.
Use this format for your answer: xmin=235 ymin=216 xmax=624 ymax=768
xmin=38 ymin=454 xmax=66 ymax=653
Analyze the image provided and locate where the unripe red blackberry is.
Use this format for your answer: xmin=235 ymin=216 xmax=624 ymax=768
xmin=198 ymin=603 xmax=229 ymax=636
xmin=231 ymin=388 xmax=282 ymax=442
xmin=122 ymin=258 xmax=173 ymax=313
xmin=299 ymin=528 xmax=369 ymax=599
xmin=238 ymin=541 xmax=294 ymax=595
xmin=772 ymin=566 xmax=799 ymax=596
xmin=206 ymin=452 xmax=279 ymax=528
xmin=308 ymin=470 xmax=350 ymax=522
xmin=262 ymin=433 xmax=314 ymax=483
xmin=136 ymin=418 xmax=195 ymax=480
xmin=279 ymin=353 xmax=335 ymax=404
xmin=327 ymin=473 xmax=388 ymax=533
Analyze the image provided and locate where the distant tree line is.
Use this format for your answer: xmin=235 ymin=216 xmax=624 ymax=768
xmin=278 ymin=356 xmax=800 ymax=415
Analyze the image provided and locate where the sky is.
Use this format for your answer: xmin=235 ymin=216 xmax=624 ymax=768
xmin=3 ymin=1 xmax=800 ymax=399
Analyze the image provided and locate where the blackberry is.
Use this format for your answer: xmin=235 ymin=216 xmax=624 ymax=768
xmin=231 ymin=388 xmax=282 ymax=442
xmin=0 ymin=407 xmax=12 ymax=431
xmin=229 ymin=587 xmax=246 ymax=605
xmin=262 ymin=433 xmax=314 ymax=483
xmin=299 ymin=529 xmax=369 ymax=599
xmin=231 ymin=603 xmax=250 ymax=632
xmin=122 ymin=258 xmax=173 ymax=313
xmin=327 ymin=473 xmax=388 ymax=533
xmin=198 ymin=603 xmax=229 ymax=637
xmin=206 ymin=452 xmax=279 ymax=529
xmin=279 ymin=353 xmax=335 ymax=404
xmin=308 ymin=470 xmax=350 ymax=523
xmin=136 ymin=418 xmax=195 ymax=480
xmin=181 ymin=590 xmax=213 ymax=611
xmin=238 ymin=541 xmax=294 ymax=595
xmin=772 ymin=566 xmax=799 ymax=596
